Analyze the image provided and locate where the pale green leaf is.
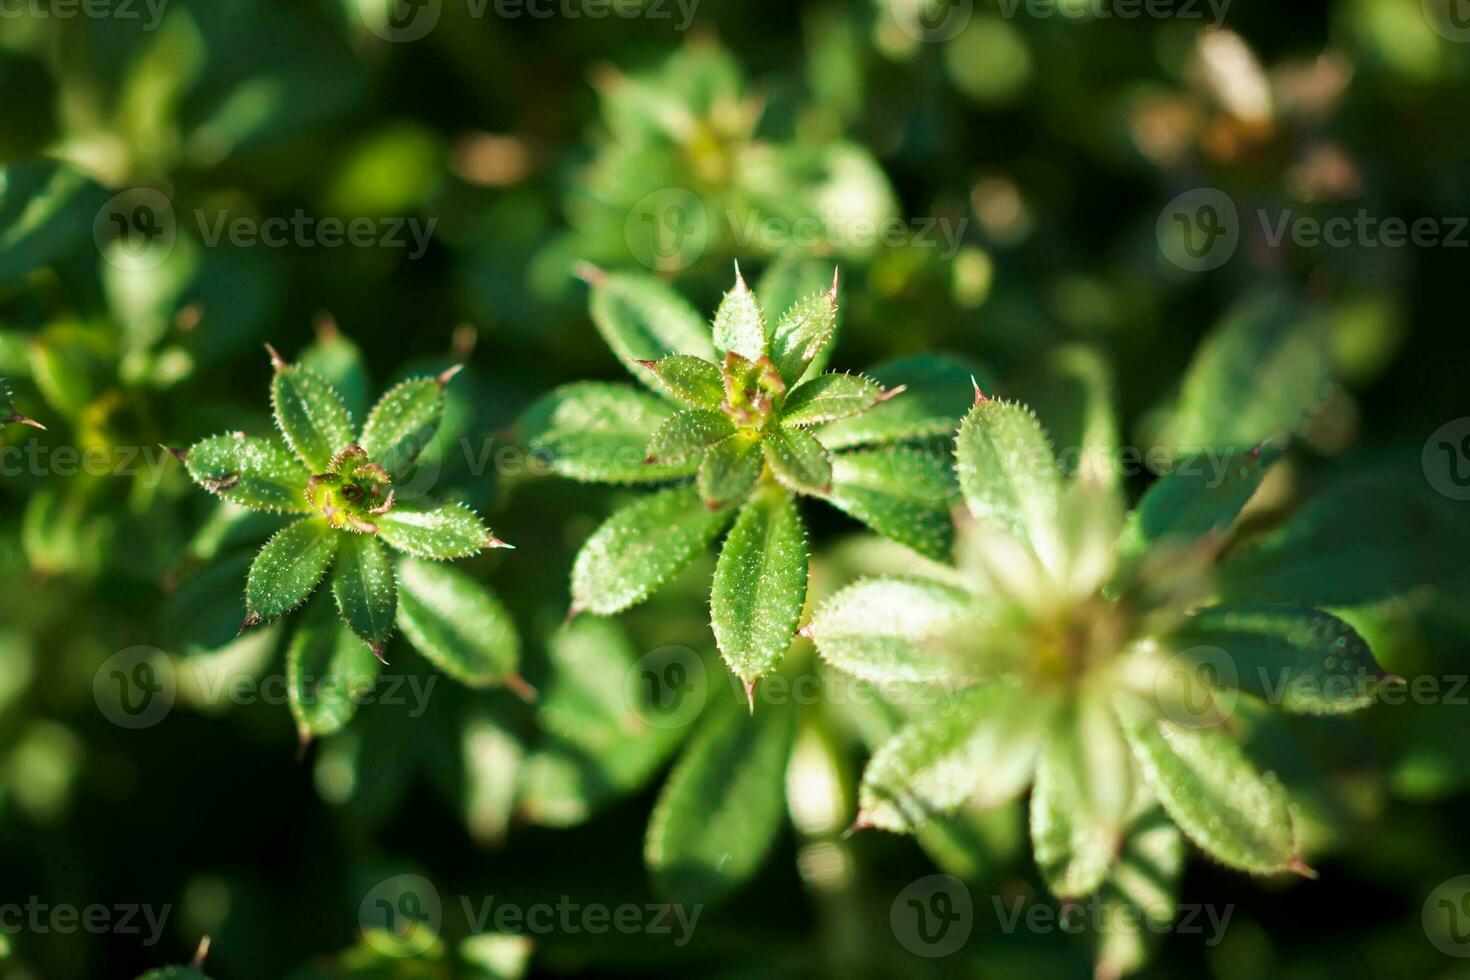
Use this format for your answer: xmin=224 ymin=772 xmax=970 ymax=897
xmin=768 ymin=283 xmax=838 ymax=386
xmin=646 ymin=408 xmax=735 ymax=462
xmin=359 ymin=375 xmax=447 ymax=479
xmin=1091 ymin=808 xmax=1184 ymax=978
xmin=779 ymin=372 xmax=889 ymax=427
xmin=396 ymin=557 xmax=519 ymax=687
xmin=711 ymin=269 xmax=767 ymax=361
xmin=757 ymin=256 xmax=838 ymax=382
xmin=635 ymin=354 xmax=725 ymax=408
xmin=858 ymin=678 xmax=1056 ymax=832
xmin=332 ymin=533 xmax=397 ymax=654
xmin=711 ymin=486 xmax=808 ymax=682
xmin=762 ymin=426 xmax=832 ymax=496
xmin=376 ymin=502 xmax=491 ymax=560
xmin=287 ymin=592 xmax=381 ymax=738
xmin=827 ymin=446 xmax=956 ymax=561
xmin=956 ymin=398 xmax=1062 ymax=569
xmin=589 ymin=272 xmax=716 ymax=385
xmin=697 ymin=432 xmax=763 ymax=509
xmin=245 ymin=518 xmax=338 ymax=623
xmin=1030 ymin=690 xmax=1133 ymax=899
xmin=184 ymin=434 xmax=311 ymax=513
xmin=645 ymin=698 xmax=798 ymax=906
xmin=1115 ymin=694 xmax=1300 ymax=874
xmin=1164 ymin=604 xmax=1379 ymax=715
xmin=809 ymin=576 xmax=980 ymax=684
xmin=270 ymin=360 xmax=355 ymax=473
xmin=572 ymin=484 xmax=735 ymax=614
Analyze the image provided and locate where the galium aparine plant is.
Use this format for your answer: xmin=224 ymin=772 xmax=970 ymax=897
xmin=807 ymin=381 xmax=1384 ymax=924
xmin=171 ymin=344 xmax=524 ymax=738
xmin=520 ymin=264 xmax=958 ymax=698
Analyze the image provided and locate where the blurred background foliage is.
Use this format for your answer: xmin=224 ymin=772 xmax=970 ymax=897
xmin=1 ymin=0 xmax=1469 ymax=976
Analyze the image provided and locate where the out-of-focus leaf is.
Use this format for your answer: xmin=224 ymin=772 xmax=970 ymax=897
xmin=518 ymin=382 xmax=695 ymax=484
xmin=288 ymin=592 xmax=381 ymax=738
xmin=0 ymin=161 xmax=106 ymax=282
xmin=395 ymin=558 xmax=519 ymax=687
xmin=827 ymin=445 xmax=955 ymax=561
xmin=808 ymin=576 xmax=979 ymax=683
xmin=1120 ymin=445 xmax=1280 ymax=557
xmin=816 ymin=354 xmax=987 ymax=449
xmin=955 ymin=398 xmax=1061 ymax=569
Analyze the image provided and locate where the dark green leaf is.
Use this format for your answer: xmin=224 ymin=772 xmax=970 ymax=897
xmin=517 ymin=382 xmax=696 ymax=484
xmin=359 ymin=375 xmax=448 ymax=479
xmin=817 ymin=354 xmax=989 ymax=449
xmin=396 ymin=557 xmax=520 ymax=687
xmin=245 ymin=518 xmax=338 ymax=623
xmin=288 ymin=592 xmax=381 ymax=738
xmin=698 ymin=432 xmax=763 ymax=509
xmin=826 ymin=446 xmax=956 ymax=561
xmin=184 ymin=434 xmax=311 ymax=513
xmin=1121 ymin=445 xmax=1280 ymax=556
xmin=270 ymin=358 xmax=356 ymax=473
xmin=762 ymin=426 xmax=832 ymax=496
xmin=711 ymin=485 xmax=807 ymax=682
xmin=332 ymin=533 xmax=398 ymax=654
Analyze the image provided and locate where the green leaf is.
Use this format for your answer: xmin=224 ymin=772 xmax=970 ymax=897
xmin=287 ymin=592 xmax=381 ymax=738
xmin=571 ymin=484 xmax=735 ymax=614
xmin=762 ymin=427 xmax=832 ymax=496
xmin=646 ymin=408 xmax=735 ymax=462
xmin=0 ymin=161 xmax=107 ymax=282
xmin=956 ymin=398 xmax=1062 ymax=569
xmin=1115 ymin=695 xmax=1300 ymax=874
xmin=395 ymin=557 xmax=519 ymax=687
xmin=809 ymin=576 xmax=980 ymax=684
xmin=299 ymin=326 xmax=370 ymax=420
xmin=858 ymin=678 xmax=1056 ymax=832
xmin=816 ymin=354 xmax=989 ymax=450
xmin=1021 ymin=344 xmax=1119 ymax=488
xmin=1216 ymin=471 xmax=1470 ymax=607
xmin=698 ymin=432 xmax=763 ymax=509
xmin=768 ymin=281 xmax=838 ymax=386
xmin=634 ymin=354 xmax=725 ymax=408
xmin=1121 ymin=445 xmax=1279 ymax=556
xmin=518 ymin=382 xmax=697 ymax=484
xmin=1030 ymin=690 xmax=1133 ymax=899
xmin=1167 ymin=292 xmax=1332 ymax=455
xmin=332 ymin=533 xmax=398 ymax=655
xmin=184 ymin=434 xmax=311 ymax=513
xmin=1164 ymin=604 xmax=1379 ymax=714
xmin=780 ymin=372 xmax=889 ymax=427
xmin=588 ymin=272 xmax=716 ymax=384
xmin=270 ymin=358 xmax=356 ymax=473
xmin=756 ymin=257 xmax=838 ymax=381
xmin=645 ymin=697 xmax=798 ymax=907
xmin=711 ymin=267 xmax=767 ymax=361
xmin=826 ymin=446 xmax=956 ymax=561
xmin=711 ymin=486 xmax=808 ymax=683
xmin=376 ymin=502 xmax=492 ymax=560
xmin=359 ymin=375 xmax=448 ymax=479
xmin=245 ymin=518 xmax=339 ymax=624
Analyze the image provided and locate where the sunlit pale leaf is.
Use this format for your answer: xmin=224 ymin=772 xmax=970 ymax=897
xmin=635 ymin=354 xmax=725 ymax=408
xmin=780 ymin=372 xmax=889 ymax=427
xmin=376 ymin=502 xmax=492 ymax=560
xmin=711 ymin=267 xmax=767 ymax=361
xmin=767 ymin=282 xmax=838 ymax=386
xmin=808 ymin=576 xmax=980 ymax=683
xmin=589 ymin=272 xmax=716 ymax=383
xmin=956 ymin=398 xmax=1061 ymax=569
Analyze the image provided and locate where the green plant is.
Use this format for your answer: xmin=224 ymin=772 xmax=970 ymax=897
xmin=2 ymin=378 xmax=42 ymax=430
xmin=173 ymin=344 xmax=523 ymax=738
xmin=521 ymin=264 xmax=965 ymax=693
xmin=807 ymin=362 xmax=1384 ymax=974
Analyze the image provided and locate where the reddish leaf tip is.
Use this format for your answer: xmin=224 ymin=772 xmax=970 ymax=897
xmin=5 ymin=412 xmax=45 ymax=430
xmin=827 ymin=266 xmax=840 ymax=301
xmin=633 ymin=358 xmax=658 ymax=369
xmin=191 ymin=936 xmax=212 ymax=969
xmin=841 ymin=812 xmax=874 ymax=839
xmin=875 ymin=384 xmax=908 ymax=404
xmin=436 ymin=363 xmax=465 ymax=387
xmin=161 ymin=444 xmax=188 ymax=463
xmin=796 ymin=622 xmax=814 ymax=639
xmin=571 ymin=261 xmax=607 ymax=285
xmin=312 ymin=310 xmax=341 ymax=341
xmin=485 ymin=533 xmax=515 ymax=550
xmin=1285 ymin=857 xmax=1318 ymax=879
xmin=971 ymin=375 xmax=988 ymax=404
xmin=743 ymin=678 xmax=757 ymax=714
xmin=505 ymin=674 xmax=538 ymax=703
xmin=369 ymin=642 xmax=388 ymax=664
xmin=238 ymin=612 xmax=262 ymax=634
xmin=265 ymin=343 xmax=286 ymax=370
xmin=565 ymin=603 xmax=583 ymax=624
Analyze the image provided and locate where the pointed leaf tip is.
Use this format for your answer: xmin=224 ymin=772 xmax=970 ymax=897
xmin=1286 ymin=856 xmax=1318 ymax=879
xmin=369 ymin=642 xmax=388 ymax=664
xmin=5 ymin=412 xmax=44 ymax=430
xmin=486 ymin=533 xmax=515 ymax=550
xmin=971 ymin=375 xmax=988 ymax=404
xmin=842 ymin=812 xmax=874 ymax=839
xmin=265 ymin=343 xmax=286 ymax=370
xmin=572 ymin=261 xmax=607 ymax=285
xmin=743 ymin=678 xmax=757 ymax=714
xmin=796 ymin=622 xmax=814 ymax=639
xmin=827 ymin=266 xmax=840 ymax=300
xmin=505 ymin=674 xmax=538 ymax=702
xmin=435 ymin=363 xmax=465 ymax=387
xmin=161 ymin=444 xmax=188 ymax=463
xmin=238 ymin=612 xmax=262 ymax=634
xmin=875 ymin=384 xmax=907 ymax=404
